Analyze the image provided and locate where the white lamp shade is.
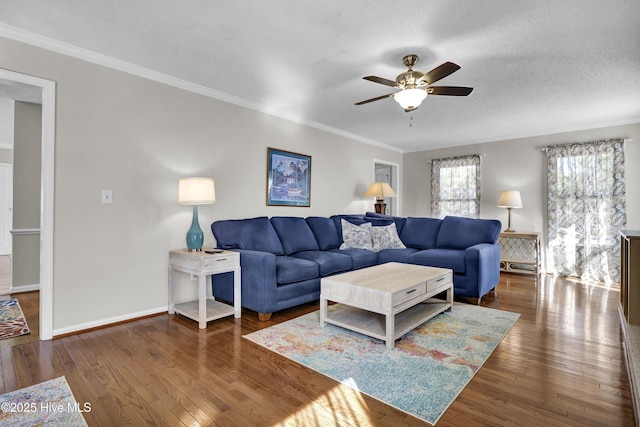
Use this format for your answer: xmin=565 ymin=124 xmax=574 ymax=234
xmin=497 ymin=190 xmax=522 ymax=208
xmin=178 ymin=177 xmax=216 ymax=205
xmin=363 ymin=182 xmax=397 ymax=198
xmin=394 ymin=88 xmax=427 ymax=110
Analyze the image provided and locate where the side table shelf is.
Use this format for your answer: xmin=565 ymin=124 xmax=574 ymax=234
xmin=499 ymin=232 xmax=541 ymax=275
xmin=168 ymin=249 xmax=241 ymax=329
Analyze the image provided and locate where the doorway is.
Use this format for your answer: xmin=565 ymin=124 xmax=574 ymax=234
xmin=373 ymin=159 xmax=400 ymax=216
xmin=0 ymin=69 xmax=56 ymax=340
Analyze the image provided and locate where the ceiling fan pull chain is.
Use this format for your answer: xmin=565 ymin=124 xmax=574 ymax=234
xmin=409 ymin=115 xmax=413 ymax=128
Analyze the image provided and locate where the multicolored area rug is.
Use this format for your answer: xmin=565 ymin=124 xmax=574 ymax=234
xmin=245 ymin=303 xmax=519 ymax=425
xmin=0 ymin=376 xmax=89 ymax=426
xmin=0 ymin=299 xmax=30 ymax=339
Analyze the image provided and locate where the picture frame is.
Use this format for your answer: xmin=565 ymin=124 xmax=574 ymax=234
xmin=266 ymin=147 xmax=311 ymax=207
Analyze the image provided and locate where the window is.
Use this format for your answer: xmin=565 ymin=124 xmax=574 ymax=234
xmin=430 ymin=155 xmax=480 ymax=218
xmin=545 ymin=139 xmax=626 ymax=284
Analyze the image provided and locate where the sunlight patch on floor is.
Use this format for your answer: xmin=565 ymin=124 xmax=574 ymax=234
xmin=273 ymin=381 xmax=372 ymax=427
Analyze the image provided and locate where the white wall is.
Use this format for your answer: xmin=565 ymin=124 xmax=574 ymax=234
xmin=12 ymin=101 xmax=41 ymax=289
xmin=0 ymin=36 xmax=401 ymax=332
xmin=403 ymin=122 xmax=640 ymax=270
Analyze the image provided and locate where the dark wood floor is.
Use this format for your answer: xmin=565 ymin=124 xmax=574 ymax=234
xmin=0 ymin=274 xmax=634 ymax=426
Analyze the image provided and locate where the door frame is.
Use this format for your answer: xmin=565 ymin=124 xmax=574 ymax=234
xmin=0 ymin=69 xmax=55 ymax=340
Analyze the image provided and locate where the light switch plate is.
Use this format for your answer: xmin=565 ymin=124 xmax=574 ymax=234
xmin=101 ymin=190 xmax=112 ymax=204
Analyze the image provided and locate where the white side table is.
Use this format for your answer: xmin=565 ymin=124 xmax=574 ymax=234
xmin=168 ymin=249 xmax=241 ymax=329
xmin=499 ymin=232 xmax=541 ymax=275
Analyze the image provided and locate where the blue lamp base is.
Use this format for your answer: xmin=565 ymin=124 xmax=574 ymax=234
xmin=186 ymin=205 xmax=204 ymax=251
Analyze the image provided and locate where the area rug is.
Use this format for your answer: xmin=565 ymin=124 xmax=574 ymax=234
xmin=0 ymin=376 xmax=88 ymax=426
xmin=244 ymin=303 xmax=519 ymax=425
xmin=0 ymin=299 xmax=30 ymax=339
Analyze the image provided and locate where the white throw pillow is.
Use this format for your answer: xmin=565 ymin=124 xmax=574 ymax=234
xmin=371 ymin=223 xmax=406 ymax=252
xmin=339 ymin=219 xmax=373 ymax=251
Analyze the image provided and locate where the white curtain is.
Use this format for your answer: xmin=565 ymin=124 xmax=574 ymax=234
xmin=545 ymin=139 xmax=626 ymax=284
xmin=431 ymin=155 xmax=480 ymax=218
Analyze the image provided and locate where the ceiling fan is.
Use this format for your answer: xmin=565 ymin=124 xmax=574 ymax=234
xmin=355 ymin=54 xmax=473 ymax=112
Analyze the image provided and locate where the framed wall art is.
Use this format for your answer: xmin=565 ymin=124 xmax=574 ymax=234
xmin=266 ymin=147 xmax=311 ymax=207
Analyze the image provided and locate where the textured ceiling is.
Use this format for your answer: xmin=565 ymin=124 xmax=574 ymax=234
xmin=1 ymin=0 xmax=639 ymax=152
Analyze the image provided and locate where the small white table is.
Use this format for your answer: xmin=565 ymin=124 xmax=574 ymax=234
xmin=320 ymin=262 xmax=453 ymax=349
xmin=168 ymin=249 xmax=241 ymax=329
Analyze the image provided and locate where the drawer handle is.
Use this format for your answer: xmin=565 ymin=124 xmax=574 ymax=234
xmin=437 ymin=277 xmax=445 ymax=282
xmin=216 ymin=258 xmax=228 ymax=262
xmin=406 ymin=289 xmax=417 ymax=294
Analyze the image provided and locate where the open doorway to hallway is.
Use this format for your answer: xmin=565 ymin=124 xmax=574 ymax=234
xmin=0 ymin=68 xmax=56 ymax=340
xmin=373 ymin=159 xmax=400 ymax=216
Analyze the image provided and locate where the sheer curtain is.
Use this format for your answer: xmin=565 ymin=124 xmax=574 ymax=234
xmin=431 ymin=155 xmax=480 ymax=218
xmin=545 ymin=139 xmax=626 ymax=284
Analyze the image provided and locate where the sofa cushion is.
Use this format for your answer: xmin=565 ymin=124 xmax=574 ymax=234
xmin=211 ymin=216 xmax=284 ymax=255
xmin=377 ymin=247 xmax=420 ymax=264
xmin=275 ymin=256 xmax=319 ymax=284
xmin=365 ymin=212 xmax=407 ymax=234
xmin=329 ymin=248 xmax=378 ymax=270
xmin=292 ymin=251 xmax=352 ymax=277
xmin=306 ymin=217 xmax=341 ymax=250
xmin=339 ymin=219 xmax=373 ymax=250
xmin=410 ymin=249 xmax=466 ymax=273
xmin=270 ymin=216 xmax=319 ymax=255
xmin=436 ymin=216 xmax=502 ymax=250
xmin=400 ymin=217 xmax=442 ymax=250
xmin=371 ymin=223 xmax=406 ymax=252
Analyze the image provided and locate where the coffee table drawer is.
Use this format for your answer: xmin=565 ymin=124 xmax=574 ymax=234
xmin=427 ymin=272 xmax=452 ymax=292
xmin=392 ymin=282 xmax=426 ymax=306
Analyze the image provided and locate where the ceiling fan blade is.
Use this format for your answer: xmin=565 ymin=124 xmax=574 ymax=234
xmin=427 ymin=86 xmax=474 ymax=96
xmin=423 ymin=62 xmax=461 ymax=84
xmin=363 ymin=76 xmax=398 ymax=87
xmin=355 ymin=93 xmax=397 ymax=105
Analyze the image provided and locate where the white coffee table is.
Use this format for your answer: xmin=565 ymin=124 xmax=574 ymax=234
xmin=320 ymin=262 xmax=453 ymax=349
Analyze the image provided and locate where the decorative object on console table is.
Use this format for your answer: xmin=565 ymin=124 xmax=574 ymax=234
xmin=266 ymin=147 xmax=311 ymax=207
xmin=499 ymin=232 xmax=540 ymax=275
xmin=497 ymin=190 xmax=522 ymax=232
xmin=178 ymin=177 xmax=216 ymax=251
xmin=168 ymin=249 xmax=241 ymax=329
xmin=363 ymin=182 xmax=396 ymax=214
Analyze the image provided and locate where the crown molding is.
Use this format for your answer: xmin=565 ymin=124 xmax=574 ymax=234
xmin=0 ymin=24 xmax=402 ymax=153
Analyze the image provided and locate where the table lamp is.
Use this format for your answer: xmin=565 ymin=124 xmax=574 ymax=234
xmin=363 ymin=182 xmax=396 ymax=215
xmin=497 ymin=190 xmax=522 ymax=232
xmin=178 ymin=177 xmax=216 ymax=251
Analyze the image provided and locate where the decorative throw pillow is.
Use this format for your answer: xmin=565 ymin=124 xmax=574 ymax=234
xmin=371 ymin=223 xmax=406 ymax=252
xmin=339 ymin=219 xmax=373 ymax=251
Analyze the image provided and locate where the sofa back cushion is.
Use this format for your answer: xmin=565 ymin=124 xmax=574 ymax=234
xmin=306 ymin=217 xmax=341 ymax=250
xmin=270 ymin=216 xmax=319 ymax=255
xmin=400 ymin=217 xmax=442 ymax=249
xmin=211 ymin=216 xmax=285 ymax=255
xmin=435 ymin=216 xmax=502 ymax=250
xmin=365 ymin=211 xmax=407 ymax=234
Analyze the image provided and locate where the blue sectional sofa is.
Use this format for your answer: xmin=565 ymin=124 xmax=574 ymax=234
xmin=210 ymin=212 xmax=501 ymax=320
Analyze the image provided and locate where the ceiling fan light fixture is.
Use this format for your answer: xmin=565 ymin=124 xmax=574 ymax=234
xmin=394 ymin=88 xmax=427 ymax=110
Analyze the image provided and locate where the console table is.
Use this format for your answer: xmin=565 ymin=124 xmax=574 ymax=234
xmin=619 ymin=230 xmax=640 ymax=423
xmin=168 ymin=249 xmax=241 ymax=329
xmin=499 ymin=232 xmax=541 ymax=275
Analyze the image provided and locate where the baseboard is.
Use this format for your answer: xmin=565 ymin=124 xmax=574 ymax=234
xmin=52 ymin=306 xmax=167 ymax=337
xmin=10 ymin=284 xmax=40 ymax=293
